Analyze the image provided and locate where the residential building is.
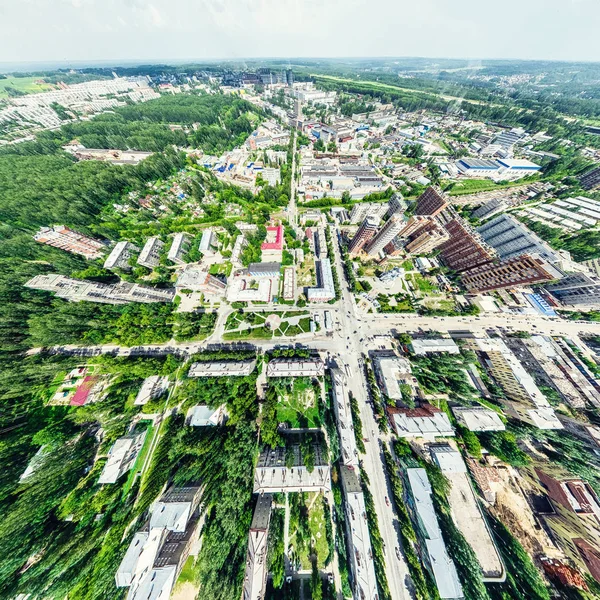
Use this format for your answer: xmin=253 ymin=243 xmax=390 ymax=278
xmin=167 ymin=232 xmax=191 ymax=265
xmin=104 ymin=241 xmax=139 ymax=271
xmin=405 ymin=225 xmax=449 ymax=255
xmin=339 ymin=466 xmax=379 ymax=600
xmin=242 ymin=493 xmax=273 ymax=600
xmin=330 ymin=368 xmax=359 ymax=468
xmin=545 ymin=273 xmax=600 ymax=307
xmin=283 ymin=266 xmax=295 ymax=300
xmin=387 ymin=403 xmax=455 ymax=440
xmin=365 ymin=214 xmax=406 ymax=256
xmin=115 ymin=485 xmax=203 ymax=599
xmin=348 ymin=216 xmax=380 ymax=255
xmin=98 ymin=430 xmax=147 ymax=484
xmin=471 ymin=198 xmax=508 ymax=221
xmin=579 ymin=166 xmax=600 ymax=191
xmin=414 ymin=187 xmax=449 ymax=217
xmin=410 ymin=338 xmax=460 ymax=355
xmin=188 ymin=359 xmax=256 ymax=377
xmin=460 ymin=254 xmax=562 ymax=293
xmin=175 ymin=267 xmax=226 ymax=294
xmin=186 ymin=404 xmax=227 ymax=426
xmin=307 ymin=258 xmax=336 ymax=302
xmin=451 ymin=407 xmax=505 ymax=432
xmin=247 ymin=262 xmax=281 ymax=278
xmin=266 ymin=358 xmax=324 ymax=377
xmin=477 ymin=214 xmax=559 ymax=263
xmin=199 ymin=229 xmax=216 ymax=256
xmin=383 ymin=235 xmax=404 ymax=256
xmin=437 ymin=216 xmax=496 ymax=272
xmin=349 ymin=202 xmax=388 ymax=224
xmin=134 ymin=376 xmax=169 ymax=406
xmin=469 ymin=338 xmax=562 ymax=429
xmin=387 ymin=193 xmax=407 ymax=217
xmin=137 ymin=237 xmax=164 ymax=268
xmin=428 ymin=444 xmax=505 ymax=582
xmin=25 ymin=274 xmax=175 ymax=304
xmin=262 ymin=167 xmax=281 ymax=186
xmin=34 ymin=225 xmax=105 ymax=259
xmin=314 ymin=227 xmax=328 ymax=259
xmin=372 ymin=354 xmax=414 ymax=402
xmin=404 ymin=468 xmax=464 ymax=599
xmin=253 ymin=431 xmax=331 ymax=493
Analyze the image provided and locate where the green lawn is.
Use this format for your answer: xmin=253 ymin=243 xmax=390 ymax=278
xmin=410 ymin=273 xmax=439 ymax=294
xmin=289 ymin=493 xmax=330 ymax=570
xmin=443 ymin=178 xmax=532 ymax=196
xmin=0 ymin=76 xmax=54 ymax=98
xmin=275 ymin=378 xmax=320 ymax=428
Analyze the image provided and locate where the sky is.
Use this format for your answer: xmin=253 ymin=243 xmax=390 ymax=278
xmin=1 ymin=0 xmax=599 ymax=66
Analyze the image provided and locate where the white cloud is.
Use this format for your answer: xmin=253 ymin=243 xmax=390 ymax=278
xmin=0 ymin=0 xmax=599 ymax=65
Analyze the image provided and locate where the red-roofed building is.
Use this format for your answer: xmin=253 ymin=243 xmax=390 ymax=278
xmin=70 ymin=376 xmax=100 ymax=406
xmin=261 ymin=225 xmax=284 ymax=261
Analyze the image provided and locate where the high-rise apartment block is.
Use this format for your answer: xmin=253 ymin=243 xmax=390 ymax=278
xmin=25 ymin=274 xmax=175 ymax=304
xmin=414 ymin=187 xmax=448 ymax=217
xmin=386 ymin=193 xmax=407 ymax=218
xmin=460 ymin=254 xmax=561 ymax=293
xmin=405 ymin=225 xmax=449 ymax=255
xmin=544 ymin=273 xmax=600 ymax=307
xmin=437 ymin=217 xmax=496 ymax=272
xmin=579 ymin=166 xmax=600 ymax=191
xmin=365 ymin=214 xmax=407 ymax=256
xmin=349 ymin=202 xmax=388 ymax=224
xmin=104 ymin=241 xmax=139 ymax=271
xmin=34 ymin=225 xmax=105 ymax=259
xmin=137 ymin=236 xmax=164 ymax=268
xmin=477 ymin=214 xmax=558 ymax=263
xmin=348 ymin=216 xmax=380 ymax=255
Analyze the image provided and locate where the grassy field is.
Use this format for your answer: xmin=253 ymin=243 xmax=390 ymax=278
xmin=289 ymin=493 xmax=330 ymax=570
xmin=443 ymin=178 xmax=532 ymax=196
xmin=275 ymin=377 xmax=320 ymax=428
xmin=0 ymin=76 xmax=53 ymax=98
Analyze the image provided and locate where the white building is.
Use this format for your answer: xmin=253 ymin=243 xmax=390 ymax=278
xmin=199 ymin=229 xmax=216 ymax=256
xmin=25 ymin=274 xmax=175 ymax=304
xmin=451 ymin=406 xmax=505 ymax=432
xmin=188 ymin=359 xmax=256 ymax=377
xmin=405 ymin=468 xmax=464 ymax=599
xmin=98 ymin=430 xmax=147 ymax=484
xmin=307 ymin=258 xmax=335 ymax=302
xmin=186 ymin=404 xmax=227 ymax=426
xmin=411 ymin=339 xmax=460 ymax=355
xmin=266 ymin=358 xmax=324 ymax=377
xmin=167 ymin=232 xmax=191 ymax=265
xmin=137 ymin=237 xmax=164 ymax=269
xmin=372 ymin=354 xmax=413 ymax=402
xmin=104 ymin=241 xmax=139 ymax=271
xmin=388 ymin=404 xmax=455 ymax=440
xmin=134 ymin=376 xmax=169 ymax=406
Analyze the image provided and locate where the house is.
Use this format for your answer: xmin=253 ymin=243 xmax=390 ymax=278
xmin=98 ymin=431 xmax=147 ymax=484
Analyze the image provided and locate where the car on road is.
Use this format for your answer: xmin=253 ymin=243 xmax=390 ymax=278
xmin=395 ymin=547 xmax=401 ymax=561
xmin=385 ymin=496 xmax=390 ymax=507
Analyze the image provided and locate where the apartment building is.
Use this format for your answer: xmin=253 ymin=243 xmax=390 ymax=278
xmin=387 ymin=193 xmax=407 ymax=218
xmin=307 ymin=258 xmax=336 ymax=302
xmin=348 ymin=216 xmax=380 ymax=255
xmin=405 ymin=225 xmax=449 ymax=255
xmin=104 ymin=241 xmax=139 ymax=271
xmin=167 ymin=232 xmax=191 ymax=265
xmin=545 ymin=273 xmax=600 ymax=307
xmin=365 ymin=214 xmax=406 ymax=256
xmin=414 ymin=187 xmax=449 ymax=217
xmin=460 ymin=254 xmax=561 ymax=293
xmin=98 ymin=431 xmax=147 ymax=484
xmin=137 ymin=236 xmax=164 ymax=268
xmin=470 ymin=338 xmax=562 ymax=429
xmin=437 ymin=216 xmax=496 ymax=272
xmin=349 ymin=202 xmax=388 ymax=224
xmin=477 ymin=214 xmax=559 ymax=263
xmin=25 ymin=274 xmax=175 ymax=304
xmin=34 ymin=225 xmax=105 ymax=259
